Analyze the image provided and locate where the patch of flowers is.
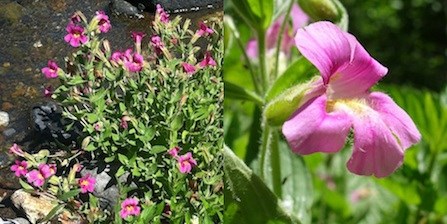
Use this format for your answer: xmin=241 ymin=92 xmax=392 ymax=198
xmin=9 ymin=5 xmax=223 ymax=223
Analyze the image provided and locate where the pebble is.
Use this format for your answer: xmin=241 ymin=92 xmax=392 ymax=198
xmin=3 ymin=128 xmax=16 ymax=138
xmin=0 ymin=111 xmax=9 ymax=127
xmin=2 ymin=62 xmax=10 ymax=68
xmin=1 ymin=102 xmax=13 ymax=111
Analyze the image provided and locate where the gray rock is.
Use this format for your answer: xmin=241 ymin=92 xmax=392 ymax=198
xmin=152 ymin=0 xmax=223 ymax=13
xmin=0 ymin=111 xmax=9 ymax=127
xmin=110 ymin=0 xmax=144 ymax=18
xmin=2 ymin=128 xmax=16 ymax=138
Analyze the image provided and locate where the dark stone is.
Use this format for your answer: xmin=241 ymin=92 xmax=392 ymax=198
xmin=3 ymin=128 xmax=17 ymax=138
xmin=109 ymin=0 xmax=144 ymax=18
xmin=0 ymin=152 xmax=13 ymax=169
xmin=151 ymin=0 xmax=223 ymax=13
xmin=30 ymin=102 xmax=81 ymax=146
xmin=0 ymin=169 xmax=20 ymax=190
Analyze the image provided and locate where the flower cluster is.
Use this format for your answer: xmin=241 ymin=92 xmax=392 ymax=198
xmin=111 ymin=49 xmax=145 ymax=72
xmin=168 ymin=147 xmax=198 ymax=174
xmin=120 ymin=197 xmax=141 ymax=219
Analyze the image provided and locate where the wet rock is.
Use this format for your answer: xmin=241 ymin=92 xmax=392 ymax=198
xmin=152 ymin=0 xmax=223 ymax=12
xmin=3 ymin=128 xmax=17 ymax=138
xmin=0 ymin=151 xmax=13 ymax=169
xmin=0 ymin=111 xmax=9 ymax=127
xmin=11 ymin=190 xmax=56 ymax=224
xmin=0 ymin=168 xmax=20 ymax=190
xmin=31 ymin=102 xmax=81 ymax=145
xmin=110 ymin=0 xmax=144 ymax=18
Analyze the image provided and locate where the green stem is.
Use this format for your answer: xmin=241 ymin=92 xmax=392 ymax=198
xmin=270 ymin=130 xmax=282 ymax=197
xmin=257 ymin=30 xmax=268 ymax=94
xmin=273 ymin=0 xmax=294 ymax=80
xmin=259 ymin=121 xmax=270 ymax=181
xmin=235 ymin=34 xmax=262 ymax=95
xmin=259 ymin=120 xmax=282 ymax=197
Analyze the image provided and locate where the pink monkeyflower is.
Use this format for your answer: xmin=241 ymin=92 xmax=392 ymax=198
xmin=70 ymin=13 xmax=81 ymax=24
xmin=182 ymin=62 xmax=196 ymax=75
xmin=245 ymin=3 xmax=309 ymax=59
xmin=156 ymin=4 xmax=169 ymax=23
xmin=111 ymin=51 xmax=124 ymax=65
xmin=10 ymin=160 xmax=28 ymax=177
xmin=26 ymin=170 xmax=45 ymax=187
xmin=44 ymin=85 xmax=53 ymax=97
xmin=199 ymin=52 xmax=217 ymax=68
xmin=150 ymin=35 xmax=164 ymax=55
xmin=282 ymin=21 xmax=421 ymax=177
xmin=196 ymin=22 xmax=214 ymax=37
xmin=120 ymin=197 xmax=141 ymax=219
xmin=64 ymin=23 xmax=88 ymax=47
xmin=78 ymin=174 xmax=96 ymax=193
xmin=120 ymin=116 xmax=130 ymax=129
xmin=39 ymin=164 xmax=56 ymax=178
xmin=95 ymin=11 xmax=111 ymax=33
xmin=168 ymin=146 xmax=180 ymax=157
xmin=131 ymin=32 xmax=146 ymax=46
xmin=41 ymin=60 xmax=60 ymax=79
xmin=94 ymin=122 xmax=102 ymax=131
xmin=123 ymin=51 xmax=144 ymax=72
xmin=9 ymin=143 xmax=24 ymax=157
xmin=177 ymin=152 xmax=197 ymax=174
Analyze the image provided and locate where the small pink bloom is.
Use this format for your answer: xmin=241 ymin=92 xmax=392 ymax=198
xmin=120 ymin=116 xmax=130 ymax=129
xmin=182 ymin=62 xmax=196 ymax=75
xmin=26 ymin=170 xmax=45 ymax=187
xmin=177 ymin=152 xmax=197 ymax=174
xmin=196 ymin=22 xmax=213 ymax=37
xmin=124 ymin=51 xmax=144 ymax=72
xmin=245 ymin=39 xmax=258 ymax=60
xmin=38 ymin=164 xmax=55 ymax=178
xmin=95 ymin=11 xmax=111 ymax=33
xmin=9 ymin=143 xmax=24 ymax=157
xmin=41 ymin=60 xmax=60 ymax=79
xmin=131 ymin=32 xmax=145 ymax=46
xmin=199 ymin=52 xmax=217 ymax=68
xmin=94 ymin=122 xmax=102 ymax=131
xmin=64 ymin=23 xmax=88 ymax=47
xmin=168 ymin=146 xmax=180 ymax=157
xmin=111 ymin=51 xmax=124 ymax=65
xmin=120 ymin=197 xmax=141 ymax=219
xmin=282 ymin=22 xmax=421 ymax=177
xmin=156 ymin=4 xmax=169 ymax=23
xmin=11 ymin=160 xmax=28 ymax=177
xmin=70 ymin=13 xmax=81 ymax=24
xmin=150 ymin=35 xmax=164 ymax=55
xmin=350 ymin=188 xmax=372 ymax=203
xmin=44 ymin=85 xmax=53 ymax=97
xmin=78 ymin=174 xmax=96 ymax=193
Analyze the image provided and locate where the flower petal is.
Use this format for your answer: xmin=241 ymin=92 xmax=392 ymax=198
xmin=282 ymin=95 xmax=352 ymax=155
xmin=367 ymin=92 xmax=421 ymax=148
xmin=347 ymin=110 xmax=404 ymax=178
xmin=295 ymin=22 xmax=387 ymax=98
xmin=291 ymin=4 xmax=309 ymax=31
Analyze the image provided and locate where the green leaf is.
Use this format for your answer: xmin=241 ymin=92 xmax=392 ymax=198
xmin=118 ymin=153 xmax=129 ymax=165
xmin=67 ymin=76 xmax=86 ymax=85
xmin=152 ymin=145 xmax=167 ymax=154
xmin=40 ymin=204 xmax=65 ymax=223
xmin=171 ymin=114 xmax=183 ymax=131
xmin=223 ymin=146 xmax=296 ymax=224
xmin=266 ymin=58 xmax=317 ymax=102
xmin=225 ymin=81 xmax=263 ymax=105
xmin=59 ymin=189 xmax=81 ymax=201
xmin=231 ymin=0 xmax=273 ymax=31
xmin=19 ymin=179 xmax=35 ymax=191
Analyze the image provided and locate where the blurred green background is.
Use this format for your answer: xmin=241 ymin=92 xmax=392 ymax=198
xmin=343 ymin=0 xmax=446 ymax=92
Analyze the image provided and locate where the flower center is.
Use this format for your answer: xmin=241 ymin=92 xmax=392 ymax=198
xmin=126 ymin=205 xmax=134 ymax=212
xmin=326 ymin=98 xmax=371 ymax=116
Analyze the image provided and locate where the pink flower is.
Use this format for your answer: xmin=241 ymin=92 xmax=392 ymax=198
xmin=196 ymin=22 xmax=213 ymax=37
xmin=282 ymin=22 xmax=421 ymax=177
xmin=95 ymin=11 xmax=111 ymax=33
xmin=41 ymin=60 xmax=60 ymax=79
xmin=26 ymin=170 xmax=45 ymax=187
xmin=123 ymin=51 xmax=144 ymax=72
xmin=9 ymin=143 xmax=24 ymax=157
xmin=199 ymin=52 xmax=217 ymax=68
xmin=111 ymin=51 xmax=124 ymax=65
xmin=131 ymin=32 xmax=145 ymax=46
xmin=94 ymin=122 xmax=102 ymax=131
xmin=78 ymin=174 xmax=96 ymax=193
xmin=156 ymin=4 xmax=169 ymax=23
xmin=245 ymin=3 xmax=309 ymax=59
xmin=150 ymin=35 xmax=164 ymax=55
xmin=44 ymin=85 xmax=53 ymax=97
xmin=350 ymin=188 xmax=372 ymax=203
xmin=64 ymin=23 xmax=88 ymax=47
xmin=70 ymin=12 xmax=81 ymax=24
xmin=120 ymin=197 xmax=141 ymax=219
xmin=182 ymin=62 xmax=196 ymax=75
xmin=168 ymin=146 xmax=180 ymax=157
xmin=177 ymin=152 xmax=197 ymax=174
xmin=39 ymin=164 xmax=56 ymax=178
xmin=11 ymin=160 xmax=28 ymax=177
xmin=120 ymin=116 xmax=130 ymax=129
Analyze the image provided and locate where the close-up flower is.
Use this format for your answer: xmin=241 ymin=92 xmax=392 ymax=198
xmin=168 ymin=146 xmax=180 ymax=157
xmin=41 ymin=60 xmax=61 ymax=79
xmin=39 ymin=164 xmax=56 ymax=178
xmin=10 ymin=160 xmax=28 ymax=177
xmin=196 ymin=22 xmax=214 ymax=37
xmin=150 ymin=35 xmax=164 ymax=55
xmin=123 ymin=51 xmax=144 ymax=72
xmin=79 ymin=174 xmax=96 ymax=193
xmin=64 ymin=23 xmax=88 ymax=47
xmin=94 ymin=11 xmax=111 ymax=33
xmin=177 ymin=152 xmax=197 ymax=174
xmin=182 ymin=62 xmax=196 ymax=75
xmin=282 ymin=21 xmax=421 ymax=177
xmin=43 ymin=85 xmax=53 ymax=97
xmin=9 ymin=143 xmax=24 ymax=157
xmin=156 ymin=4 xmax=169 ymax=23
xmin=26 ymin=169 xmax=45 ymax=187
xmin=120 ymin=197 xmax=141 ymax=219
xmin=199 ymin=52 xmax=216 ymax=68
